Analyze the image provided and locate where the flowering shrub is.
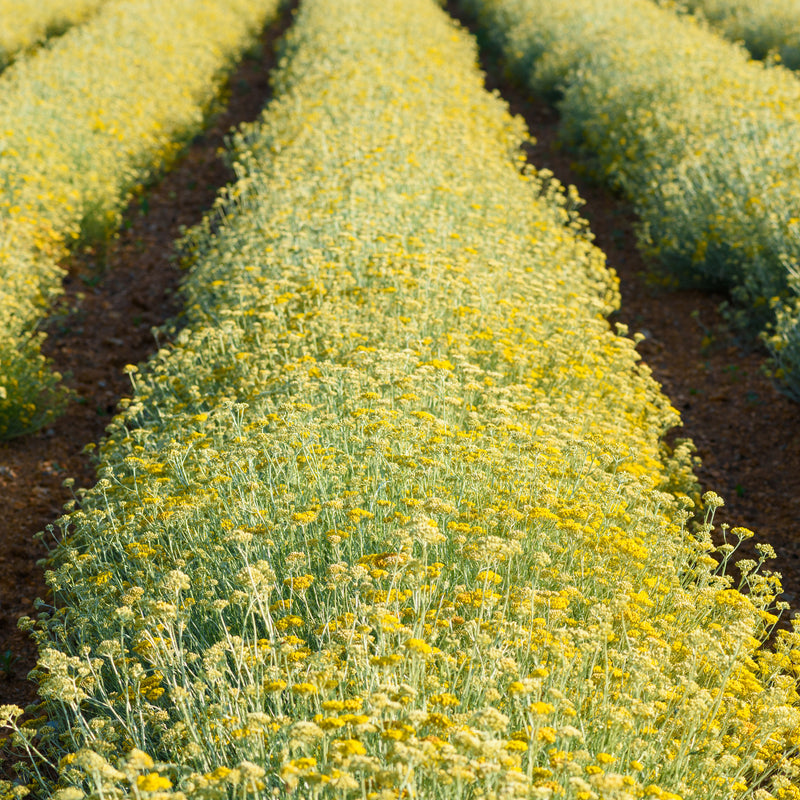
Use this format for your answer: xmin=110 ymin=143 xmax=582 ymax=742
xmin=659 ymin=0 xmax=800 ymax=69
xmin=4 ymin=0 xmax=800 ymax=797
xmin=460 ymin=0 xmax=800 ymax=400
xmin=0 ymin=0 xmax=280 ymax=438
xmin=0 ymin=0 xmax=106 ymax=70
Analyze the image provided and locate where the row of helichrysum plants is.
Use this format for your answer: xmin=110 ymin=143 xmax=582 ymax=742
xmin=657 ymin=0 xmax=800 ymax=70
xmin=3 ymin=0 xmax=800 ymax=796
xmin=0 ymin=0 xmax=280 ymax=441
xmin=459 ymin=0 xmax=800 ymax=401
xmin=0 ymin=0 xmax=107 ymax=70
xmin=0 ymin=0 xmax=109 ymax=69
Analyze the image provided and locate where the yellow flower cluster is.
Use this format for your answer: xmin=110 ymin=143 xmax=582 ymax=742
xmin=0 ymin=0 xmax=279 ymax=438
xmin=6 ymin=0 xmax=800 ymax=798
xmin=460 ymin=0 xmax=800 ymax=399
xmin=0 ymin=0 xmax=106 ymax=70
xmin=661 ymin=0 xmax=800 ymax=69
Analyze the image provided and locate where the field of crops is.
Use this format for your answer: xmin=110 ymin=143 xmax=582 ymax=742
xmin=0 ymin=0 xmax=107 ymax=69
xmin=460 ymin=0 xmax=800 ymax=402
xmin=0 ymin=0 xmax=279 ymax=439
xmin=3 ymin=0 xmax=800 ymax=798
xmin=660 ymin=0 xmax=800 ymax=69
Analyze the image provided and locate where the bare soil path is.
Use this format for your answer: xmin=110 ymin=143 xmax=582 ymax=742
xmin=0 ymin=2 xmax=296 ymax=736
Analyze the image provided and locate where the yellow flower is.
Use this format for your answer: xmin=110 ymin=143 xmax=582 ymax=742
xmin=284 ymin=574 xmax=315 ymax=592
xmin=504 ymin=739 xmax=528 ymax=752
xmin=405 ymin=638 xmax=433 ymax=655
xmin=333 ymin=738 xmax=367 ymax=756
xmin=291 ymin=682 xmax=318 ymax=696
xmin=290 ymin=756 xmax=317 ymax=770
xmin=291 ymin=510 xmax=319 ymax=525
xmin=136 ymin=773 xmax=172 ymax=792
xmin=596 ymin=752 xmax=617 ymax=765
xmin=536 ymin=727 xmax=558 ymax=743
xmin=476 ymin=569 xmax=503 ymax=584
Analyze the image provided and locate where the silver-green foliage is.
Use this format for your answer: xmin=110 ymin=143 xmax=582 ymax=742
xmin=462 ymin=0 xmax=800 ymax=399
xmin=5 ymin=1 xmax=800 ymax=799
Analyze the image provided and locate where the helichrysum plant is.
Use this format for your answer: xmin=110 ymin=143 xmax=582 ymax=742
xmin=0 ymin=0 xmax=107 ymax=70
xmin=0 ymin=0 xmax=280 ymax=439
xmin=657 ymin=0 xmax=800 ymax=69
xmin=459 ymin=0 xmax=800 ymax=400
xmin=4 ymin=0 xmax=800 ymax=798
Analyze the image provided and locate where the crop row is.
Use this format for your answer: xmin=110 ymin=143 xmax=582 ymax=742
xmin=0 ymin=0 xmax=106 ymax=70
xmin=461 ymin=0 xmax=800 ymax=400
xmin=661 ymin=0 xmax=800 ymax=69
xmin=4 ymin=0 xmax=800 ymax=797
xmin=0 ymin=0 xmax=280 ymax=440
